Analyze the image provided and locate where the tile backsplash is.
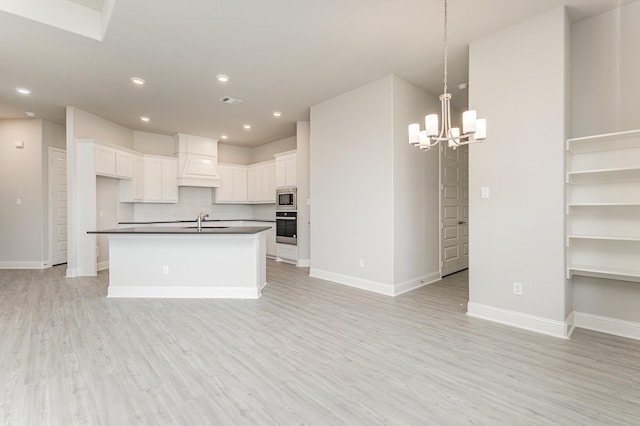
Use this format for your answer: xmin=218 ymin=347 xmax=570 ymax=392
xmin=133 ymin=186 xmax=275 ymax=222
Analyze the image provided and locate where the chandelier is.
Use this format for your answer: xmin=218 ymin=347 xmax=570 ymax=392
xmin=408 ymin=0 xmax=486 ymax=150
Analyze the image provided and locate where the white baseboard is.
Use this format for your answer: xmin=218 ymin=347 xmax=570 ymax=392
xmin=97 ymin=260 xmax=109 ymax=272
xmin=393 ymin=271 xmax=441 ymax=296
xmin=276 ymin=257 xmax=297 ymax=265
xmin=309 ymin=268 xmax=440 ymax=297
xmin=0 ymin=261 xmax=48 ymax=269
xmin=574 ymin=311 xmax=640 ymax=341
xmin=310 ymin=268 xmax=395 ymax=296
xmin=467 ymin=302 xmax=572 ymax=339
xmin=297 ymin=258 xmax=310 ymax=267
xmin=108 ymin=286 xmax=261 ymax=299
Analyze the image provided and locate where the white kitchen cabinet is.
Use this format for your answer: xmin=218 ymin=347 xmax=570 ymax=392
xmin=276 ymin=243 xmax=297 ymax=264
xmin=261 ymin=162 xmax=276 ymax=202
xmin=95 ymin=145 xmax=134 ymax=179
xmin=115 ymin=151 xmax=134 ymax=179
xmin=119 ymin=155 xmax=144 ymax=202
xmin=275 ymin=151 xmax=296 ymax=188
xmin=565 ymin=129 xmax=640 ymax=283
xmin=217 ymin=161 xmax=274 ymax=204
xmin=142 ymin=156 xmax=178 ymax=203
xmin=95 ymin=145 xmax=116 ymax=176
xmin=215 ymin=164 xmax=248 ymax=203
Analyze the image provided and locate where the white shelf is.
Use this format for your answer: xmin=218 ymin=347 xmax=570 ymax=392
xmin=567 ymin=235 xmax=640 ymax=243
xmin=565 ymin=129 xmax=640 ymax=287
xmin=566 ymin=167 xmax=640 ymax=184
xmin=568 ymin=202 xmax=640 ymax=208
xmin=567 ymin=129 xmax=640 ymax=153
xmin=567 ymin=265 xmax=640 ymax=283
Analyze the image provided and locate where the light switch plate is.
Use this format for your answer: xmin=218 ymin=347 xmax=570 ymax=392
xmin=481 ymin=187 xmax=490 ymax=199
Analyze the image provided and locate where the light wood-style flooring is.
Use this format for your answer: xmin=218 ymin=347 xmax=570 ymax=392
xmin=1 ymin=262 xmax=639 ymax=425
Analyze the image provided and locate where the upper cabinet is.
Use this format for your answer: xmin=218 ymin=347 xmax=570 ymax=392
xmin=119 ymin=155 xmax=144 ymax=202
xmin=215 ymin=164 xmax=248 ymax=203
xmin=95 ymin=145 xmax=134 ymax=179
xmin=142 ymin=156 xmax=178 ymax=203
xmin=174 ymin=133 xmax=221 ymax=188
xmin=214 ymin=160 xmax=275 ymax=204
xmin=248 ymin=161 xmax=276 ymax=203
xmin=275 ymin=151 xmax=297 ymax=188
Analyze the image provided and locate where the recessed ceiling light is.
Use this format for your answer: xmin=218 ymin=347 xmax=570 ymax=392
xmin=16 ymin=88 xmax=31 ymax=95
xmin=273 ymin=111 xmax=282 ymax=117
xmin=25 ymin=112 xmax=36 ymax=118
xmin=140 ymin=116 xmax=150 ymax=122
xmin=243 ymin=124 xmax=251 ymax=130
xmin=217 ymin=74 xmax=230 ymax=83
xmin=131 ymin=77 xmax=146 ymax=85
xmin=220 ymin=135 xmax=228 ymax=140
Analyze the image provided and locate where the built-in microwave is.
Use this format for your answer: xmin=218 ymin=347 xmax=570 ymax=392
xmin=276 ymin=187 xmax=297 ymax=210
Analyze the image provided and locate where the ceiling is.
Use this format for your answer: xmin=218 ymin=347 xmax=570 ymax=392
xmin=0 ymin=0 xmax=634 ymax=147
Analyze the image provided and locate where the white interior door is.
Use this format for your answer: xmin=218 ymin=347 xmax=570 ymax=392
xmin=49 ymin=148 xmax=67 ymax=266
xmin=440 ymin=144 xmax=469 ymax=276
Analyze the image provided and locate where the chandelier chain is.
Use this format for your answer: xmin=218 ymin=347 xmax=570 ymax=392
xmin=443 ymin=0 xmax=448 ymax=95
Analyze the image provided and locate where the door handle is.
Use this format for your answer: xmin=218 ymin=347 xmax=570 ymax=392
xmin=458 ymin=221 xmax=467 ymax=225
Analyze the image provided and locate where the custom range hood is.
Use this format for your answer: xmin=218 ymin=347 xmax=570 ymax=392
xmin=175 ymin=133 xmax=221 ymax=187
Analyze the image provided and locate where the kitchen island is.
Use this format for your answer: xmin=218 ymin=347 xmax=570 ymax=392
xmin=89 ymin=226 xmax=270 ymax=299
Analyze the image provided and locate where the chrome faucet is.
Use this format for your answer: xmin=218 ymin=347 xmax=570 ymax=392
xmin=196 ymin=212 xmax=210 ymax=231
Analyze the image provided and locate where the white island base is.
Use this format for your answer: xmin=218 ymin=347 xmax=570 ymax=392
xmin=106 ymin=232 xmax=267 ymax=299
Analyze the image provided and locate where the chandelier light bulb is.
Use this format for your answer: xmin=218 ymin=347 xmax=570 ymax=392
xmin=462 ymin=110 xmax=477 ymax=134
xmin=425 ymin=114 xmax=439 ymax=137
xmin=475 ymin=119 xmax=487 ymax=140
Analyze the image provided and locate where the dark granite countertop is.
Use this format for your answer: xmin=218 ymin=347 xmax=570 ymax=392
xmin=89 ymin=226 xmax=271 ymax=235
xmin=118 ymin=219 xmax=275 ymax=224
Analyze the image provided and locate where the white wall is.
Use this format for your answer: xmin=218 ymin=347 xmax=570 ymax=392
xmin=0 ymin=119 xmax=44 ymax=267
xmin=72 ymin=108 xmax=133 ymax=148
xmin=572 ymin=1 xmax=640 ymax=137
xmin=310 ymin=76 xmax=395 ymax=289
xmin=218 ymin=143 xmax=252 ymax=165
xmin=251 ymin=136 xmax=296 ymax=163
xmin=392 ymin=76 xmax=440 ymax=285
xmin=468 ymin=7 xmax=570 ymax=333
xmin=296 ymin=122 xmax=311 ymax=265
xmin=0 ymin=119 xmax=65 ymax=268
xmin=310 ymin=75 xmax=439 ymax=294
xmin=570 ymin=1 xmax=640 ymax=323
xmin=133 ymin=131 xmax=174 ymax=156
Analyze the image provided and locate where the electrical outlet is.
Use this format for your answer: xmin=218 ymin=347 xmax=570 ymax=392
xmin=359 ymin=259 xmax=365 ymax=268
xmin=513 ymin=282 xmax=523 ymax=296
xmin=162 ymin=265 xmax=169 ymax=275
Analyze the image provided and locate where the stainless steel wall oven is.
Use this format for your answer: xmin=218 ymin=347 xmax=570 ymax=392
xmin=276 ymin=211 xmax=297 ymax=245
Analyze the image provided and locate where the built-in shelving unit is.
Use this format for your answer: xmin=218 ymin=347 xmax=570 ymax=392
xmin=565 ymin=129 xmax=640 ymax=283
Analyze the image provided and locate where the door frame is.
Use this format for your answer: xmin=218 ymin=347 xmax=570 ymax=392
xmin=48 ymin=147 xmax=67 ymax=266
xmin=438 ymin=143 xmax=469 ymax=277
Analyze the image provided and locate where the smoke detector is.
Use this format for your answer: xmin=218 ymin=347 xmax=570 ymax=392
xmin=220 ymin=97 xmax=242 ymax=106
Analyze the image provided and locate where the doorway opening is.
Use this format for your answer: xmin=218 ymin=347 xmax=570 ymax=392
xmin=440 ymin=144 xmax=469 ymax=277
